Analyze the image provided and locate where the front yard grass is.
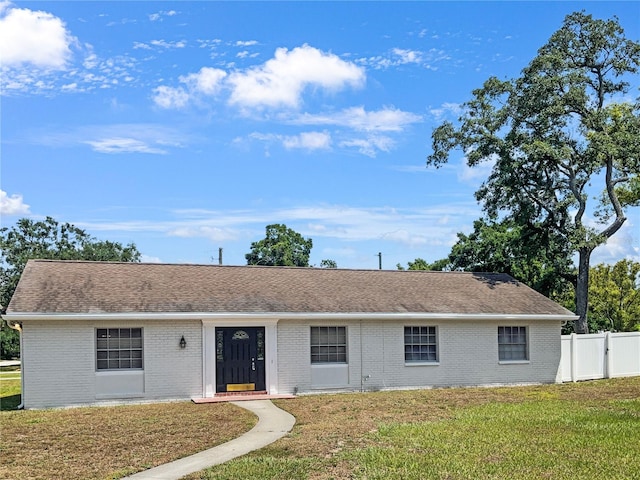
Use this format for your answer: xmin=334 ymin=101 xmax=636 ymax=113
xmin=1 ymin=377 xmax=639 ymax=479
xmin=0 ymin=400 xmax=256 ymax=479
xmin=188 ymin=377 xmax=640 ymax=480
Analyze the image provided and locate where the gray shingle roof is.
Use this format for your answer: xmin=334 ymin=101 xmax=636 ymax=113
xmin=6 ymin=260 xmax=574 ymax=317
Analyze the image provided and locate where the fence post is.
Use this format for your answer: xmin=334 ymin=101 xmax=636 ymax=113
xmin=571 ymin=333 xmax=577 ymax=382
xmin=605 ymin=331 xmax=612 ymax=379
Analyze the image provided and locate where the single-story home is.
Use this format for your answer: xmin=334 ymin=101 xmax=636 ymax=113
xmin=5 ymin=259 xmax=577 ymax=409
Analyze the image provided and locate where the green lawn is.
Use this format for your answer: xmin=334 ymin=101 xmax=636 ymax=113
xmin=0 ymin=368 xmax=21 ymax=411
xmin=2 ymin=373 xmax=639 ymax=480
xmin=347 ymin=399 xmax=640 ymax=479
xmin=187 ymin=378 xmax=640 ymax=480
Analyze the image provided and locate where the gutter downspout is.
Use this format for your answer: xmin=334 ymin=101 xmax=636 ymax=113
xmin=6 ymin=320 xmax=24 ymax=409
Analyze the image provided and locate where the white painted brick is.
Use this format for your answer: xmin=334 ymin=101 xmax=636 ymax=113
xmin=21 ymin=317 xmax=562 ymax=408
xmin=22 ymin=320 xmax=202 ymax=409
xmin=276 ymin=319 xmax=561 ymax=394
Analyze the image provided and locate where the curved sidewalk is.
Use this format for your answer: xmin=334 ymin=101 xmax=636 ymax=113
xmin=124 ymin=400 xmax=296 ymax=480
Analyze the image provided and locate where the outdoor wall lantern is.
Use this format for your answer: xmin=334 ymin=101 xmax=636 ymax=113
xmin=179 ymin=335 xmax=187 ymax=349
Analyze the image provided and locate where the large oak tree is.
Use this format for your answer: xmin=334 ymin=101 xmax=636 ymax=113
xmin=428 ymin=12 xmax=640 ymax=333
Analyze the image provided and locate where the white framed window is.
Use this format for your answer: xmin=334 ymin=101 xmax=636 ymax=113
xmin=310 ymin=326 xmax=347 ymax=364
xmin=404 ymin=326 xmax=438 ymax=363
xmin=498 ymin=326 xmax=528 ymax=361
xmin=96 ymin=328 xmax=143 ymax=370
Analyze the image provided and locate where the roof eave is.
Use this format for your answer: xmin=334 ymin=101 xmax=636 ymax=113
xmin=2 ymin=312 xmax=578 ymax=322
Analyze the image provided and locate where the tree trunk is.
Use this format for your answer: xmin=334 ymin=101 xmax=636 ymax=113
xmin=574 ymin=247 xmax=592 ymax=334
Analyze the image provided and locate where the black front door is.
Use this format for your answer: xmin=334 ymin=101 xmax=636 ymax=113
xmin=216 ymin=327 xmax=266 ymax=393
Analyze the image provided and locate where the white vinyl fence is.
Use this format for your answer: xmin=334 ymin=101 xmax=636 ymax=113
xmin=560 ymin=332 xmax=640 ymax=382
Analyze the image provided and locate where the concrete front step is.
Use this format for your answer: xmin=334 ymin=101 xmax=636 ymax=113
xmin=192 ymin=393 xmax=296 ymax=403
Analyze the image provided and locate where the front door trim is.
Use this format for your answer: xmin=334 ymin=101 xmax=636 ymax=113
xmin=201 ymin=318 xmax=279 ymax=398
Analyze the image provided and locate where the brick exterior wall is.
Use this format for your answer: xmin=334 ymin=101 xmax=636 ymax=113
xmin=20 ymin=317 xmax=561 ymax=408
xmin=276 ymin=318 xmax=562 ymax=394
xmin=21 ymin=320 xmax=202 ymax=409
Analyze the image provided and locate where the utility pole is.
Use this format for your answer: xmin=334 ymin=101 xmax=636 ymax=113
xmin=377 ymin=252 xmax=382 ymax=270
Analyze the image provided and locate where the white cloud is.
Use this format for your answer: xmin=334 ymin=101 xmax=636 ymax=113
xmin=153 ymin=44 xmax=364 ymax=111
xmin=152 ymin=85 xmax=190 ymax=108
xmin=249 ymin=131 xmax=332 ymax=152
xmin=150 ymin=39 xmax=186 ymax=49
xmin=235 ymin=40 xmax=258 ymax=47
xmin=430 ymin=102 xmax=463 ymax=121
xmin=282 ymin=131 xmax=331 ymax=150
xmin=153 ymin=67 xmax=226 ymax=109
xmin=84 ymin=137 xmax=168 ymax=154
xmin=149 ymin=10 xmax=177 ymax=22
xmin=32 ymin=123 xmax=187 ymax=154
xmin=82 ymin=51 xmax=98 ymax=69
xmin=392 ymin=48 xmax=422 ymax=65
xmin=1 ymin=6 xmax=138 ymax=97
xmin=168 ymin=226 xmax=238 ymax=241
xmin=359 ymin=47 xmax=450 ymax=71
xmin=140 ymin=254 xmax=163 ymax=263
xmin=227 ymin=44 xmax=365 ymax=109
xmin=295 ymin=106 xmax=422 ymax=132
xmin=590 ymin=214 xmax=640 ymax=264
xmin=381 ymin=229 xmax=429 ymax=247
xmin=76 ymin=202 xmax=482 ymax=268
xmin=133 ymin=41 xmax=152 ymax=50
xmin=236 ymin=51 xmax=259 ymax=60
xmin=0 ymin=4 xmax=76 ymax=69
xmin=339 ymin=135 xmax=395 ymax=157
xmin=0 ymin=190 xmax=31 ymax=215
xmin=180 ymin=67 xmax=227 ymax=95
xmin=149 ymin=45 xmax=415 ymax=157
xmin=134 ymin=39 xmax=186 ymax=50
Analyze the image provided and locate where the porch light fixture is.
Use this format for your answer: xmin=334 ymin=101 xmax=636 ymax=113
xmin=179 ymin=335 xmax=187 ymax=349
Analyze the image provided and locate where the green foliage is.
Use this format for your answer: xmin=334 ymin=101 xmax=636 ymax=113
xmin=245 ymin=224 xmax=313 ymax=267
xmin=0 ymin=216 xmax=141 ymax=359
xmin=396 ymin=258 xmax=449 ymax=271
xmin=588 ymin=260 xmax=640 ymax=332
xmin=427 ymin=12 xmax=640 ymax=333
xmin=0 ymin=327 xmax=20 ymax=361
xmin=447 ymin=219 xmax=575 ymax=298
xmin=0 ymin=373 xmax=21 ymax=411
xmin=319 ymin=259 xmax=337 ymax=269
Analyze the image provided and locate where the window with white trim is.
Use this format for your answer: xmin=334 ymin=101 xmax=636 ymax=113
xmin=310 ymin=326 xmax=347 ymax=363
xmin=498 ymin=326 xmax=528 ymax=361
xmin=404 ymin=326 xmax=438 ymax=363
xmin=96 ymin=328 xmax=143 ymax=370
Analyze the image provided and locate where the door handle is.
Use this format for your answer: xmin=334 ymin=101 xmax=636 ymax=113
xmin=251 ymin=358 xmax=256 ymax=371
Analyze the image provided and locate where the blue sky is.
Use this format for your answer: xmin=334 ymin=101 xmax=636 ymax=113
xmin=1 ymin=1 xmax=639 ymax=269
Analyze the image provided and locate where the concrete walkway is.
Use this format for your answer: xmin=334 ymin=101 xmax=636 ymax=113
xmin=0 ymin=360 xmax=21 ymax=367
xmin=123 ymin=400 xmax=296 ymax=480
